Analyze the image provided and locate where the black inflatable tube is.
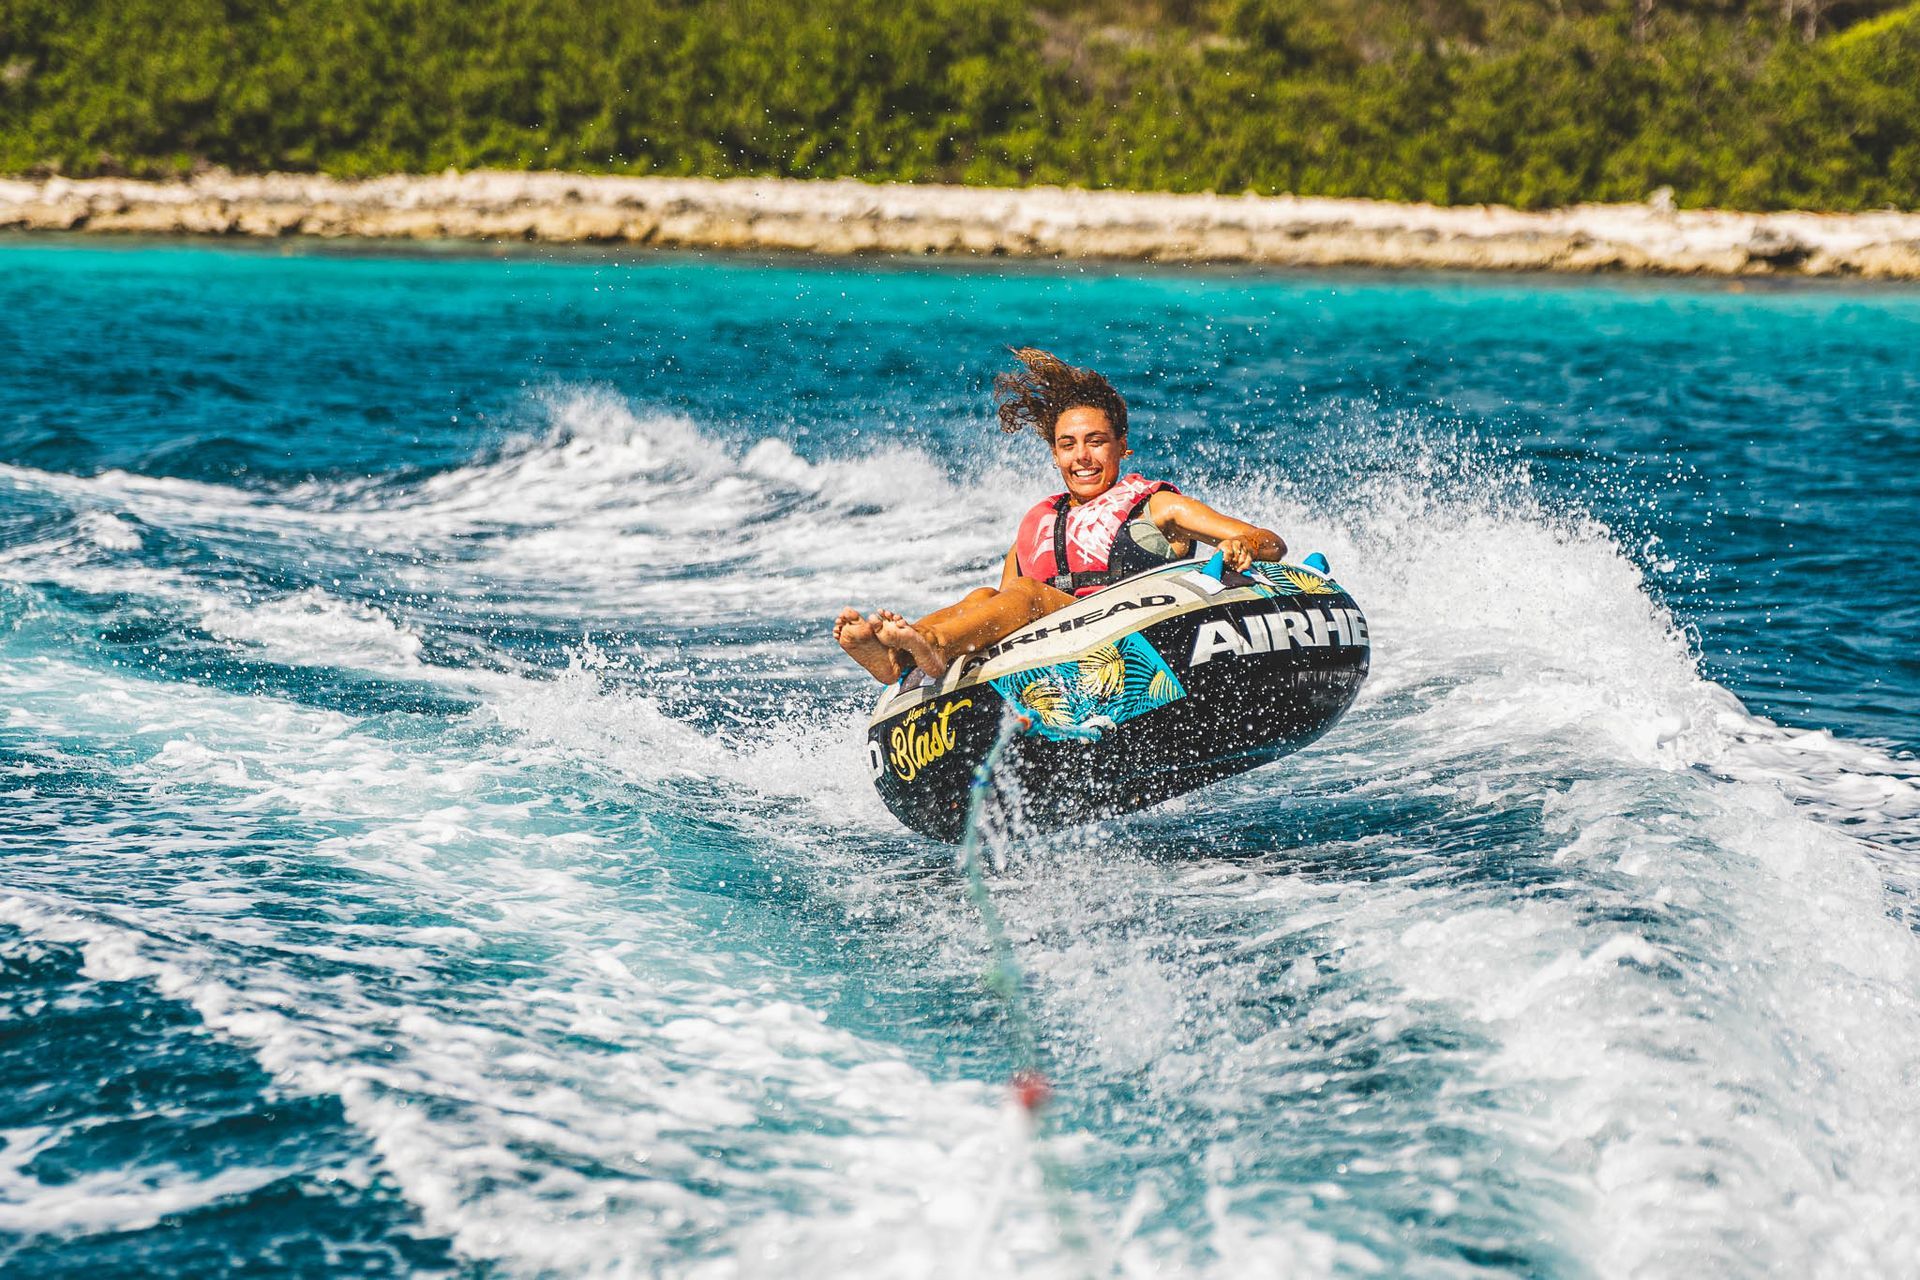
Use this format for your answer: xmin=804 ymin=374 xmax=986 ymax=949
xmin=865 ymin=559 xmax=1370 ymax=842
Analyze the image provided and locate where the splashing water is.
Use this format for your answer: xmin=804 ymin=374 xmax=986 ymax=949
xmin=1 ymin=242 xmax=1918 ymax=1277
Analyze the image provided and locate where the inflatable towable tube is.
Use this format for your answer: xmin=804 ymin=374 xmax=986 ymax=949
xmin=866 ymin=555 xmax=1370 ymax=842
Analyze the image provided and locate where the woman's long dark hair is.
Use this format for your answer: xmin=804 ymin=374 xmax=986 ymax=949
xmin=993 ymin=348 xmax=1128 ymax=443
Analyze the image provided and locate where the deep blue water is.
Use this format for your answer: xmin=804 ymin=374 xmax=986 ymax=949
xmin=2 ymin=238 xmax=1917 ymax=1277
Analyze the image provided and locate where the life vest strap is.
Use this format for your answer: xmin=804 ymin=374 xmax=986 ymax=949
xmin=1049 ymin=568 xmax=1124 ymax=594
xmin=1049 ymin=494 xmax=1074 ymax=593
xmin=1046 ymin=491 xmax=1148 ymax=594
xmin=1016 ymin=476 xmax=1177 ymax=595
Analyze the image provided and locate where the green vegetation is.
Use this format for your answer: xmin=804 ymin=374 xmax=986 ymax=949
xmin=2 ymin=0 xmax=1917 ymax=209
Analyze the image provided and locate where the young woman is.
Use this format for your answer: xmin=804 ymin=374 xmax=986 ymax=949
xmin=835 ymin=348 xmax=1286 ymax=684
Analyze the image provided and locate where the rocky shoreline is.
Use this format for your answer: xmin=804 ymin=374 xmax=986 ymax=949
xmin=5 ymin=170 xmax=1920 ymax=279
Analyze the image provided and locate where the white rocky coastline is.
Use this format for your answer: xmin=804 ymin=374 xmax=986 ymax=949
xmin=4 ymin=170 xmax=1919 ymax=279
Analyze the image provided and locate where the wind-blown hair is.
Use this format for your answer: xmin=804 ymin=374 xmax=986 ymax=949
xmin=993 ymin=348 xmax=1129 ymax=443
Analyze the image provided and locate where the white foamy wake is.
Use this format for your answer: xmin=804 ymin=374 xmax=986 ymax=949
xmin=0 ymin=659 xmax=1084 ymax=1277
xmin=0 ymin=1128 xmax=289 ymax=1240
xmin=410 ymin=395 xmax=1920 ymax=1275
xmin=1 ymin=389 xmax=1039 ymax=636
xmin=5 ymin=389 xmax=1919 ymax=1276
xmin=850 ymin=441 xmax=1920 ymax=1275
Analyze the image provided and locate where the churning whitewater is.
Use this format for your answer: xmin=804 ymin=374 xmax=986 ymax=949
xmin=2 ymin=244 xmax=1918 ymax=1278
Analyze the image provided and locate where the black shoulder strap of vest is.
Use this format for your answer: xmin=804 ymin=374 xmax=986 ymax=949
xmin=1048 ymin=494 xmax=1076 ymax=593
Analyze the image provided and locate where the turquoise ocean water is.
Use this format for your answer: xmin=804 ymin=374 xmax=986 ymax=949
xmin=2 ymin=239 xmax=1917 ymax=1276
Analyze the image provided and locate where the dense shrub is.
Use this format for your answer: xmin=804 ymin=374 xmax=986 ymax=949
xmin=0 ymin=0 xmax=1915 ymax=209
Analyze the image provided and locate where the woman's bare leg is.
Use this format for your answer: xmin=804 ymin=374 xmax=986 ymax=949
xmin=874 ymin=578 xmax=1073 ymax=677
xmin=931 ymin=578 xmax=1076 ymax=658
xmin=914 ymin=587 xmax=997 ymax=634
xmin=833 ymin=607 xmax=901 ymax=684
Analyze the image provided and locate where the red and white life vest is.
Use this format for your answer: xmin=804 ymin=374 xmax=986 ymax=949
xmin=1014 ymin=473 xmax=1177 ymax=597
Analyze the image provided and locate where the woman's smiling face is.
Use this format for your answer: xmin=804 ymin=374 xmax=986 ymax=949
xmin=1051 ymin=406 xmax=1128 ymax=503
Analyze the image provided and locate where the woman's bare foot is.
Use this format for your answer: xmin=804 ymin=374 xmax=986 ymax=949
xmin=872 ymin=610 xmax=948 ymax=679
xmin=834 ymin=607 xmax=901 ymax=684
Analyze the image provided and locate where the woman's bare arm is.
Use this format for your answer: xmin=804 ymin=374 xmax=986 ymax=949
xmin=1146 ymin=492 xmax=1286 ymax=571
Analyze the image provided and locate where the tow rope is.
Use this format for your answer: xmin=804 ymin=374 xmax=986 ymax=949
xmin=951 ymin=556 xmax=1241 ymax=1267
xmin=956 ymin=708 xmax=1098 ymax=1271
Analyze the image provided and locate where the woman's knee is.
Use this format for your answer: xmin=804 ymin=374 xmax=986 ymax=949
xmin=1006 ymin=576 xmax=1067 ymax=619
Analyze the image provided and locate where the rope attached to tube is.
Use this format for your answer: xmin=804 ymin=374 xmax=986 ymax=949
xmin=956 ymin=708 xmax=1096 ymax=1270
